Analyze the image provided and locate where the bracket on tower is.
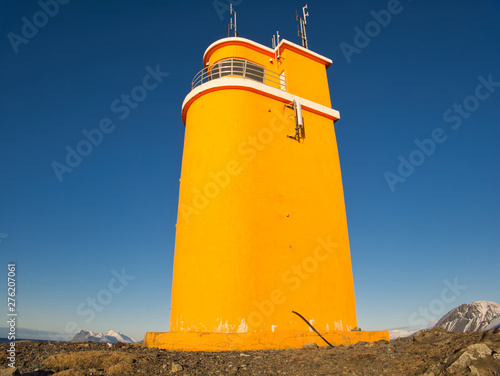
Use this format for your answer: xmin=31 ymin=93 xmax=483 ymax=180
xmin=228 ymin=4 xmax=239 ymax=37
xmin=287 ymin=100 xmax=304 ymax=142
xmin=296 ymin=4 xmax=309 ymax=49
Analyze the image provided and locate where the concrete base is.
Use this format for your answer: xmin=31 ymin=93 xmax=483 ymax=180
xmin=143 ymin=330 xmax=390 ymax=351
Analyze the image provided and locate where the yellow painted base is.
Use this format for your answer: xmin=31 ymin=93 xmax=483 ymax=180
xmin=143 ymin=330 xmax=390 ymax=351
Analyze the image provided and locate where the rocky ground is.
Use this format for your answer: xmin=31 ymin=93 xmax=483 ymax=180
xmin=0 ymin=328 xmax=499 ymax=376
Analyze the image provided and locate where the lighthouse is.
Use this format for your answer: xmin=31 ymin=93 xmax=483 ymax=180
xmin=145 ymin=15 xmax=389 ymax=350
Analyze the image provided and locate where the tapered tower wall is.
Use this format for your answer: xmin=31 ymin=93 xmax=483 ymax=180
xmin=171 ymin=38 xmax=356 ymax=334
xmin=144 ymin=37 xmax=389 ymax=350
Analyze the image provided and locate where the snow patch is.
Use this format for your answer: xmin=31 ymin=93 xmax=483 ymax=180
xmin=483 ymin=314 xmax=500 ymax=330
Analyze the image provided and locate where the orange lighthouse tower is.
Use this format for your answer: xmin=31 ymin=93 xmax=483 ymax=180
xmin=145 ymin=18 xmax=389 ymax=351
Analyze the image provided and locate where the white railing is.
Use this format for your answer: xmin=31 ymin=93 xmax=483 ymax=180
xmin=191 ymin=58 xmax=286 ymax=91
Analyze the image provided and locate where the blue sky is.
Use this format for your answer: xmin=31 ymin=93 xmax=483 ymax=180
xmin=0 ymin=0 xmax=499 ymax=342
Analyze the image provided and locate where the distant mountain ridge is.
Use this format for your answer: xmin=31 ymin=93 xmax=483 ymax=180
xmin=390 ymin=301 xmax=500 ymax=340
xmin=435 ymin=301 xmax=500 ymax=333
xmin=71 ymin=330 xmax=137 ymax=344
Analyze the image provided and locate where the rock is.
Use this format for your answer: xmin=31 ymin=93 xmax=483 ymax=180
xmin=469 ymin=365 xmax=481 ymax=376
xmin=303 ymin=343 xmax=319 ymax=349
xmin=468 ymin=343 xmax=493 ymax=358
xmin=87 ymin=368 xmax=105 ymax=375
xmin=171 ymin=362 xmax=183 ymax=373
xmin=88 ymin=369 xmax=104 ymax=376
xmin=53 ymin=370 xmax=86 ymax=376
xmin=413 ymin=328 xmax=453 ymax=343
xmin=447 ymin=343 xmax=492 ymax=373
xmin=112 ymin=342 xmax=125 ymax=349
xmin=0 ymin=368 xmax=20 ymax=376
xmin=422 ymin=363 xmax=442 ymax=376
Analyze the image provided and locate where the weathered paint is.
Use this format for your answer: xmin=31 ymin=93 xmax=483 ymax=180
xmin=144 ymin=330 xmax=390 ymax=351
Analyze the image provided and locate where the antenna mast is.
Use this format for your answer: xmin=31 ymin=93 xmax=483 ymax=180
xmin=296 ymin=4 xmax=309 ymax=49
xmin=273 ymin=31 xmax=281 ymax=60
xmin=229 ymin=4 xmax=239 ymax=37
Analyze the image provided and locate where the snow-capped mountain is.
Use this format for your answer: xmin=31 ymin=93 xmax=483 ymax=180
xmin=389 ymin=329 xmax=418 ymax=340
xmin=483 ymin=315 xmax=500 ymax=330
xmin=435 ymin=301 xmax=500 ymax=333
xmin=71 ymin=330 xmax=137 ymax=343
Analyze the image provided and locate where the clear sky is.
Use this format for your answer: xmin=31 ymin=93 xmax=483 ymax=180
xmin=0 ymin=0 xmax=499 ymax=342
